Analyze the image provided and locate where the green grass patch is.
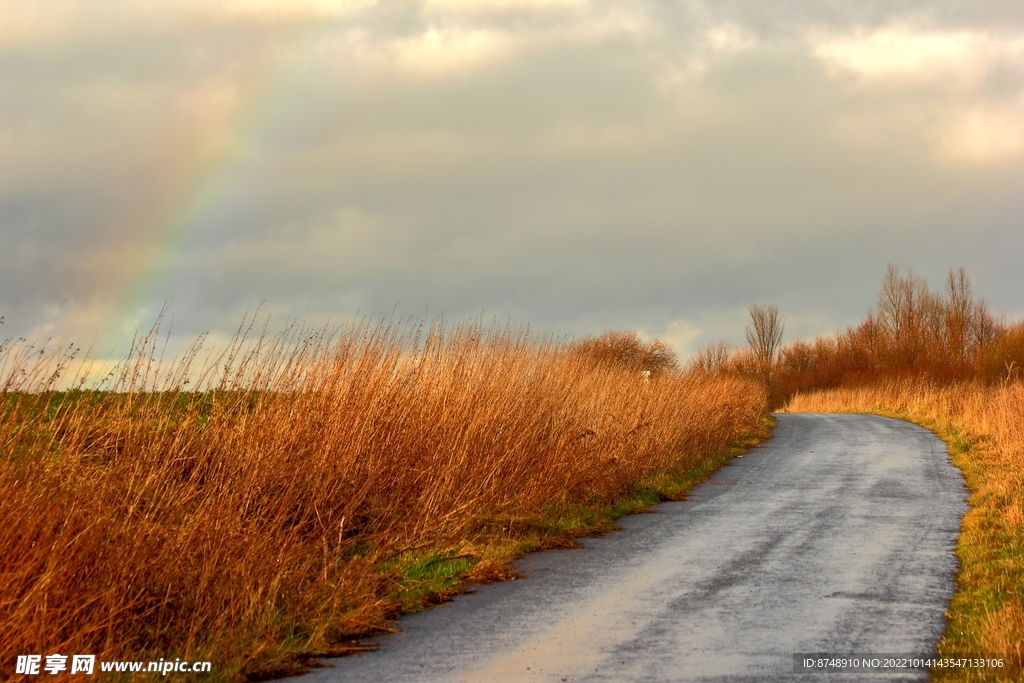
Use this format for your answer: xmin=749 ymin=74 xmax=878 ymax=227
xmin=380 ymin=551 xmax=477 ymax=611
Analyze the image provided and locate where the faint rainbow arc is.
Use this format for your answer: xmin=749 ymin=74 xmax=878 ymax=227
xmin=98 ymin=35 xmax=306 ymax=353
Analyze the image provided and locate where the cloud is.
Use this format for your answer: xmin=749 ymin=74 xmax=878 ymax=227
xmin=3 ymin=0 xmax=1024 ymax=355
xmin=705 ymin=24 xmax=758 ymax=54
xmin=810 ymin=22 xmax=1024 ymax=166
xmin=423 ymin=0 xmax=589 ymax=14
xmin=214 ymin=0 xmax=378 ymax=20
xmin=335 ymin=3 xmax=655 ymax=81
xmin=384 ymin=26 xmax=516 ymax=77
xmin=813 ymin=26 xmax=1000 ymax=83
xmin=938 ymin=95 xmax=1024 ymax=165
xmin=650 ymin=319 xmax=703 ymax=360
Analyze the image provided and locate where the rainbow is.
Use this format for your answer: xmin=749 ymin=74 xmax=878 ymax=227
xmin=97 ymin=31 xmax=308 ymax=353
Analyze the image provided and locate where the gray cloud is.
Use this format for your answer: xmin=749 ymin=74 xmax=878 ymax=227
xmin=2 ymin=0 xmax=1022 ymax=357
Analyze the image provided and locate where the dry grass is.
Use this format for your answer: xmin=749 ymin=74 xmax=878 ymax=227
xmin=1 ymin=318 xmax=767 ymax=680
xmin=787 ymin=380 xmax=1024 ymax=681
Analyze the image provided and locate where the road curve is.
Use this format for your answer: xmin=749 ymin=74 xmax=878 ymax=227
xmin=288 ymin=413 xmax=968 ymax=682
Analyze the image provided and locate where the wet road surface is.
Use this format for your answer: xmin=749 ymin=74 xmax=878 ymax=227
xmin=286 ymin=413 xmax=968 ymax=682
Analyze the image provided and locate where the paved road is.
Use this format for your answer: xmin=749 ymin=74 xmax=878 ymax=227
xmin=288 ymin=413 xmax=967 ymax=682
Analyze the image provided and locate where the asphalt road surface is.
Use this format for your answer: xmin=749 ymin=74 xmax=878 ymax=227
xmin=288 ymin=413 xmax=968 ymax=682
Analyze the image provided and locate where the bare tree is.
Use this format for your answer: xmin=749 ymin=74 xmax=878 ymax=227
xmin=878 ymin=264 xmax=906 ymax=338
xmin=688 ymin=341 xmax=732 ymax=373
xmin=746 ymin=304 xmax=785 ymax=368
xmin=878 ymin=264 xmax=929 ymax=340
xmin=944 ymin=267 xmax=973 ymax=366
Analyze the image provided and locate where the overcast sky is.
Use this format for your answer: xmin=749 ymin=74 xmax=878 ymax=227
xmin=2 ymin=0 xmax=1023 ymax=359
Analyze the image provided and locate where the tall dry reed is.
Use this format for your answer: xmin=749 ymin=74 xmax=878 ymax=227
xmin=787 ymin=380 xmax=1024 ymax=681
xmin=1 ymin=317 xmax=766 ymax=679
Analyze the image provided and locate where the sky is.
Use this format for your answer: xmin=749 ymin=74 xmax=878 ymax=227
xmin=2 ymin=0 xmax=1023 ymax=361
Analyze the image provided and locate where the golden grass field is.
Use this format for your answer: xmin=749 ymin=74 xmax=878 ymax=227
xmin=6 ymin=266 xmax=1018 ymax=681
xmin=0 ymin=319 xmax=767 ymax=680
xmin=787 ymin=381 xmax=1024 ymax=681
